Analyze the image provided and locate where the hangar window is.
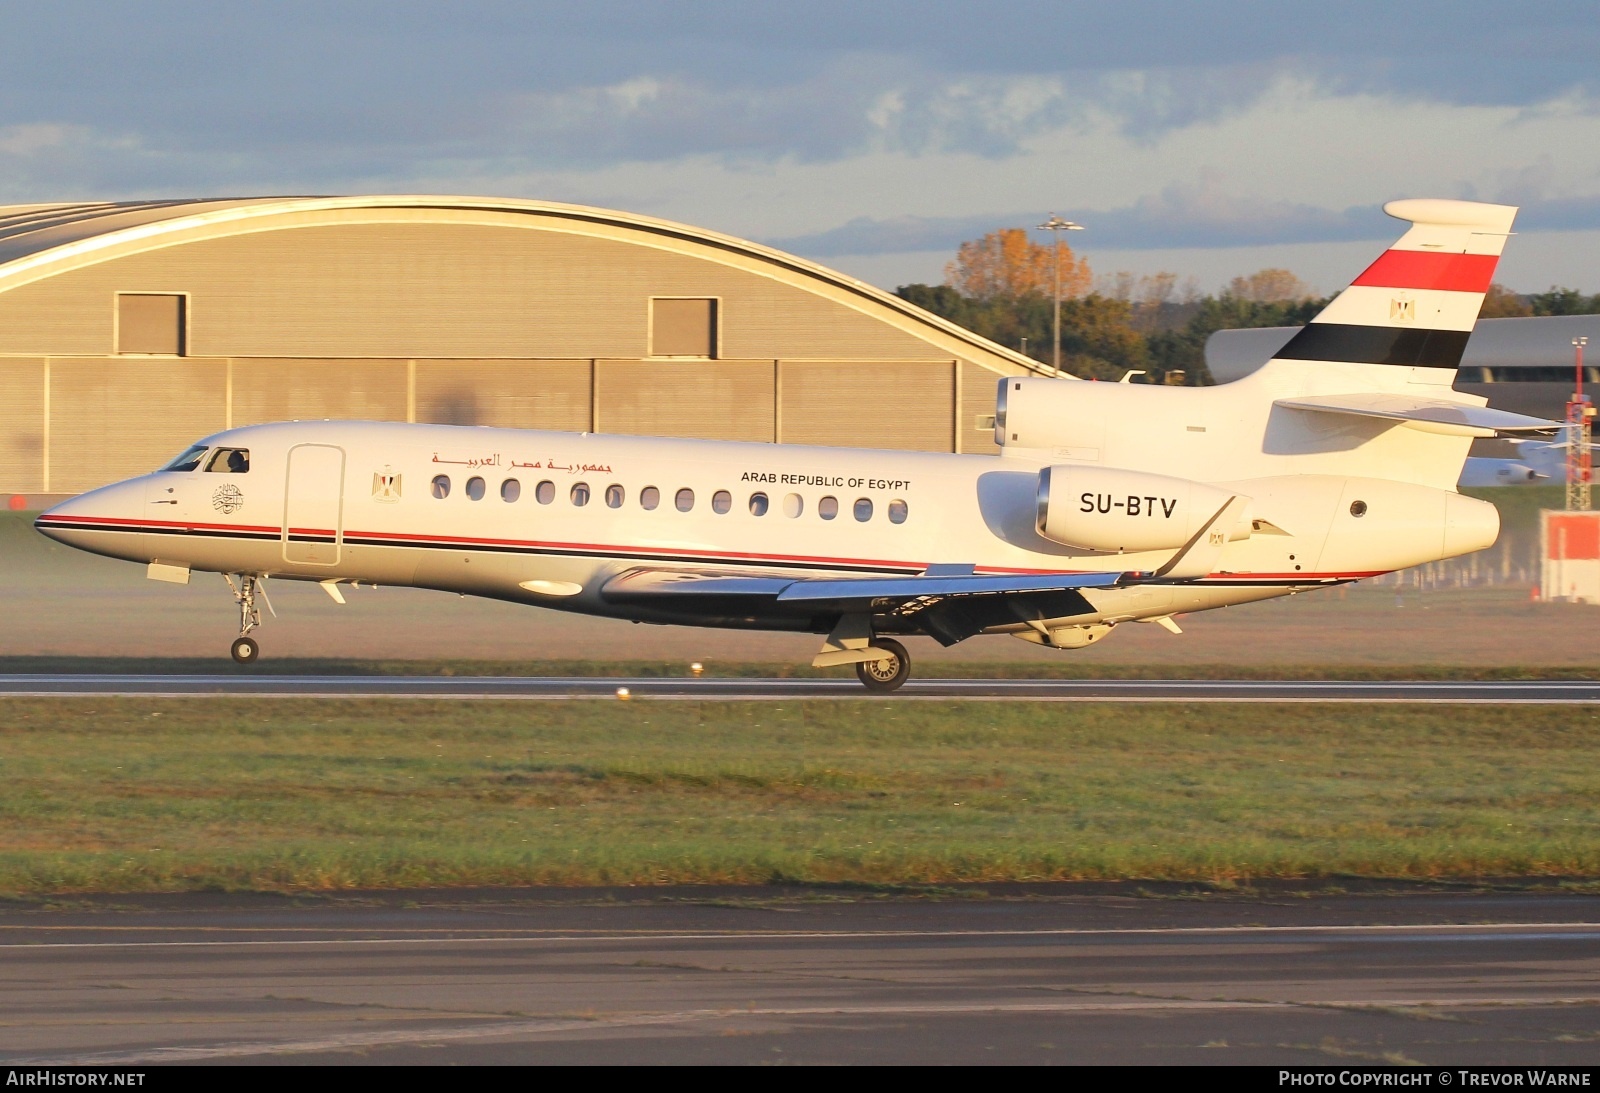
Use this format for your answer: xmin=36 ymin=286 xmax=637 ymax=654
xmin=117 ymin=293 xmax=186 ymax=356
xmin=466 ymin=476 xmax=486 ymax=501
xmin=888 ymin=499 xmax=908 ymax=524
xmin=675 ymin=488 xmax=695 ymax=512
xmin=605 ymin=484 xmax=625 ymax=508
xmin=431 ymin=475 xmax=451 ymax=499
xmin=783 ymin=493 xmax=803 ymax=518
xmin=712 ymin=490 xmax=732 ymax=514
xmin=749 ymin=492 xmax=769 ymax=516
xmin=501 ymin=479 xmax=520 ymax=502
xmin=640 ymin=486 xmax=661 ymax=510
xmin=535 ymin=480 xmax=555 ymax=504
xmin=818 ymin=496 xmax=838 ymax=521
xmin=571 ymin=482 xmax=591 ymax=507
xmin=204 ymin=448 xmax=250 ymax=473
xmin=854 ymin=498 xmax=873 ymax=522
xmin=650 ymin=298 xmax=718 ymax=359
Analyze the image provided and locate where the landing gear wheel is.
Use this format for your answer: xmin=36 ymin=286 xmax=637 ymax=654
xmin=230 ymin=636 xmax=260 ymax=664
xmin=855 ymin=638 xmax=909 ymax=693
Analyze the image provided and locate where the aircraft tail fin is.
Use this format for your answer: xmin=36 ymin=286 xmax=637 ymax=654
xmin=1268 ymin=199 xmax=1516 ymax=386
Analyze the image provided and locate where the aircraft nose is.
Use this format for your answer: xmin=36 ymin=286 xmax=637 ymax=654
xmin=34 ymin=478 xmax=151 ymax=561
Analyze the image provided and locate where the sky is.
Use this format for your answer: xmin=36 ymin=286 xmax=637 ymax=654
xmin=2 ymin=1 xmax=1598 ymax=294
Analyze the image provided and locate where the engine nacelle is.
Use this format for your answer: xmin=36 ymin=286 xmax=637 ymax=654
xmin=1036 ymin=465 xmax=1250 ymax=553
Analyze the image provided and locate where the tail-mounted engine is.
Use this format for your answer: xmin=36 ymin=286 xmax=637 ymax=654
xmin=1035 ymin=465 xmax=1252 ymax=554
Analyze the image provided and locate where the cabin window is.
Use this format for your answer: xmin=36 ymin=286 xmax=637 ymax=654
xmin=535 ymin=480 xmax=555 ymax=504
xmin=783 ymin=493 xmax=803 ymax=518
xmin=712 ymin=490 xmax=732 ymax=514
xmin=431 ymin=475 xmax=450 ymax=499
xmin=888 ymin=499 xmax=908 ymax=524
xmin=854 ymin=498 xmax=873 ymax=522
xmin=466 ymin=476 xmax=486 ymax=501
xmin=650 ymin=297 xmax=718 ymax=358
xmin=640 ymin=486 xmax=660 ymax=510
xmin=501 ymin=479 xmax=520 ymax=502
xmin=116 ymin=293 xmax=186 ymax=356
xmin=162 ymin=444 xmax=209 ymax=472
xmin=818 ymin=496 xmax=838 ymax=521
xmin=748 ymin=492 xmax=769 ymax=516
xmin=571 ymin=482 xmax=590 ymax=506
xmin=204 ymin=448 xmax=249 ymax=473
xmin=605 ymin=484 xmax=625 ymax=508
xmin=675 ymin=488 xmax=695 ymax=512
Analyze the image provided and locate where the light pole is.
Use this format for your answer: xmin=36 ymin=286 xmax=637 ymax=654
xmin=1037 ymin=214 xmax=1083 ymax=376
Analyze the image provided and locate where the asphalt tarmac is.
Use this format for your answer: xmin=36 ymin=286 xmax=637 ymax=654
xmin=4 ymin=884 xmax=1600 ymax=1065
xmin=4 ymin=674 xmax=1600 ymax=701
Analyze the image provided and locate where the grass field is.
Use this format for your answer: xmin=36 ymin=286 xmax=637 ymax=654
xmin=3 ymin=697 xmax=1598 ymax=894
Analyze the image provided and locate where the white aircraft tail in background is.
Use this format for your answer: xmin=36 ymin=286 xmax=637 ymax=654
xmin=37 ymin=198 xmax=1563 ymax=689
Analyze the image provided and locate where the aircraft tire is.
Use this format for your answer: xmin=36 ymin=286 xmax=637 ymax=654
xmin=855 ymin=639 xmax=909 ymax=692
xmin=230 ymin=636 xmax=260 ymax=664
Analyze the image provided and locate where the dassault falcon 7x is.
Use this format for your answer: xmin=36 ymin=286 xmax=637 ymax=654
xmin=37 ymin=199 xmax=1561 ymax=690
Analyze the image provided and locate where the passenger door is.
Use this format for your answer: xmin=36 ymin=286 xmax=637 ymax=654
xmin=282 ymin=444 xmax=345 ymax=565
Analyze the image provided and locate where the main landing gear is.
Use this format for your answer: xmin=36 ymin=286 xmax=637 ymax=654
xmin=854 ymin=638 xmax=910 ymax=693
xmin=224 ymin=574 xmax=268 ymax=664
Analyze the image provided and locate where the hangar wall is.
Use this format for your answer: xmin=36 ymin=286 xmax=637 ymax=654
xmin=0 ymin=200 xmax=1034 ymax=495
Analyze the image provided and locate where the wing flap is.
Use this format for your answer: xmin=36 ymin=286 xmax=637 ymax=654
xmin=774 ymin=570 xmax=1122 ymax=608
xmin=1275 ymin=393 xmax=1562 ymax=437
xmin=599 ymin=567 xmax=1124 ymax=645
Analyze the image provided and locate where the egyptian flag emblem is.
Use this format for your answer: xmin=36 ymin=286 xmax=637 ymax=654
xmin=372 ymin=468 xmax=402 ymax=503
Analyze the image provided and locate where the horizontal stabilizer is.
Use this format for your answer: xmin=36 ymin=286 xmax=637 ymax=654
xmin=1275 ymin=393 xmax=1561 ymax=438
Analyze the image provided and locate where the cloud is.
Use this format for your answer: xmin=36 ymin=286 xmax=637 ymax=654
xmin=766 ymin=181 xmax=1394 ymax=257
xmin=0 ymin=2 xmax=1596 ymax=182
xmin=771 ymin=191 xmax=1600 ymax=262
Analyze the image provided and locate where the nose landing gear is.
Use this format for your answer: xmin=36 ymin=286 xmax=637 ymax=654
xmin=223 ymin=574 xmax=270 ymax=664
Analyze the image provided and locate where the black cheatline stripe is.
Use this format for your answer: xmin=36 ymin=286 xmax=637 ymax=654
xmin=53 ymin=522 xmax=918 ymax=576
xmin=1274 ymin=323 xmax=1471 ymax=369
xmin=39 ymin=523 xmax=1360 ymax=585
xmin=39 ymin=519 xmax=281 ymax=542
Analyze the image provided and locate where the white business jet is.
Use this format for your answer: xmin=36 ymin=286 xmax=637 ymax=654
xmin=37 ymin=199 xmax=1560 ymax=690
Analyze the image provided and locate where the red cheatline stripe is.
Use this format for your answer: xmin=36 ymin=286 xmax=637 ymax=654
xmin=1351 ymin=249 xmax=1498 ymax=293
xmin=37 ymin=514 xmax=1386 ymax=582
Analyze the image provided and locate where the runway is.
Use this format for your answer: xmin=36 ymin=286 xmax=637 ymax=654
xmin=2 ymin=673 xmax=1600 ymax=702
xmin=5 ymin=885 xmax=1600 ymax=1065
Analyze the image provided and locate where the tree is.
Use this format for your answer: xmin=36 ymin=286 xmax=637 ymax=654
xmin=944 ymin=228 xmax=1091 ymax=301
xmin=1529 ymin=287 xmax=1600 ymax=316
xmin=1479 ymin=283 xmax=1532 ymax=318
xmin=1225 ymin=268 xmax=1313 ymax=303
xmin=1143 ymin=290 xmax=1331 ymax=386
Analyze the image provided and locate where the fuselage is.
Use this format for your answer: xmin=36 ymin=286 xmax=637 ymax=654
xmin=35 ymin=419 xmax=1498 ymax=642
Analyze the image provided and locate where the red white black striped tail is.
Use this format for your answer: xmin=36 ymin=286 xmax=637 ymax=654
xmin=1272 ymin=199 xmax=1517 ymax=373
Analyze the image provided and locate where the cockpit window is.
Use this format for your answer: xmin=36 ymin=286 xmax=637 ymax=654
xmin=161 ymin=444 xmax=210 ymax=472
xmin=204 ymin=448 xmax=250 ymax=473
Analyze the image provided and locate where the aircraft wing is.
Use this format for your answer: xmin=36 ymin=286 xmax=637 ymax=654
xmin=1275 ymin=394 xmax=1562 ymax=437
xmin=600 ymin=568 xmax=1124 ymax=645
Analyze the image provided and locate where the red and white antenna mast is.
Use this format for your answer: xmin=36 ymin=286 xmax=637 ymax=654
xmin=1567 ymin=336 xmax=1592 ymax=512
